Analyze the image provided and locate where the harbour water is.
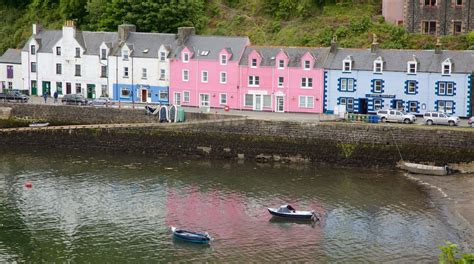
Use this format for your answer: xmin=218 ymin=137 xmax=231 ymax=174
xmin=0 ymin=148 xmax=459 ymax=262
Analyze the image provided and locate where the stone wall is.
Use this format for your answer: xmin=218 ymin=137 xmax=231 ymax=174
xmin=1 ymin=119 xmax=473 ymax=167
xmin=0 ymin=103 xmax=230 ymax=125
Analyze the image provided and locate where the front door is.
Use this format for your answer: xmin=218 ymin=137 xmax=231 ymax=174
xmin=42 ymin=81 xmax=51 ymax=96
xmin=254 ymin=94 xmax=262 ymax=111
xmin=87 ymin=84 xmax=96 ymax=99
xmin=66 ymin=82 xmax=71 ymax=94
xmin=276 ymin=96 xmax=284 ymax=112
xmin=359 ymin=98 xmax=368 ymax=114
xmin=31 ymin=81 xmax=37 ymax=95
xmin=141 ymin=89 xmax=147 ymax=103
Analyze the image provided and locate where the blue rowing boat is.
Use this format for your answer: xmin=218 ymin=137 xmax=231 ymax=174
xmin=171 ymin=226 xmax=211 ymax=244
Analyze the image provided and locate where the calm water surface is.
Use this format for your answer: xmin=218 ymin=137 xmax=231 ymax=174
xmin=0 ymin=148 xmax=458 ymax=262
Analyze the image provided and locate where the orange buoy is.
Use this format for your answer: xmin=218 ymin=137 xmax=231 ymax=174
xmin=24 ymin=182 xmax=32 ymax=189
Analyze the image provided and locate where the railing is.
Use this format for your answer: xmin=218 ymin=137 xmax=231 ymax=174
xmin=346 ymin=113 xmax=380 ymax=123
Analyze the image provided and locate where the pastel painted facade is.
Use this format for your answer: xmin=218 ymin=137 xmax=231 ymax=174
xmin=382 ymin=0 xmax=404 ymax=25
xmin=238 ymin=47 xmax=329 ymax=113
xmin=109 ymin=25 xmax=176 ymax=104
xmin=324 ymin=44 xmax=473 ymax=117
xmin=169 ymin=34 xmax=249 ymax=109
xmin=0 ymin=49 xmax=23 ymax=92
xmin=21 ymin=22 xmax=117 ymax=97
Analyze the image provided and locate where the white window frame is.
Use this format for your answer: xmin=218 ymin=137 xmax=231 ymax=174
xmin=301 ymin=77 xmax=313 ymax=88
xmin=174 ymin=92 xmax=181 ymax=105
xmin=373 ymin=60 xmax=383 ymax=73
xmin=299 ymin=96 xmax=314 ymax=108
xmin=122 ymin=49 xmax=129 ymax=60
xmin=374 ymin=99 xmax=383 ymax=110
xmin=182 ymin=69 xmax=189 ymax=82
xmin=220 ymin=54 xmax=227 ymax=65
xmin=199 ymin=93 xmax=210 ymax=107
xmin=101 ymin=49 xmax=107 ymax=60
xmin=373 ymin=80 xmax=382 ymax=92
xmin=142 ymin=68 xmax=147 ymax=79
xmin=183 ymin=53 xmax=189 ymax=63
xmin=123 ymin=67 xmax=129 ymax=78
xmin=251 ymin=58 xmax=257 ymax=68
xmin=56 ymin=46 xmax=61 ymax=56
xmin=30 ymin=45 xmax=36 ymax=55
xmin=442 ymin=61 xmax=452 ymax=75
xmin=219 ymin=93 xmax=227 ymax=105
xmin=75 ymin=64 xmax=81 ymax=76
xmin=278 ymin=76 xmax=284 ymax=87
xmin=446 ymin=82 xmax=454 ymax=95
xmin=278 ymin=60 xmax=285 ymax=69
xmin=248 ymin=76 xmax=260 ymax=87
xmin=56 ymin=63 xmax=62 ymax=75
xmin=407 ymin=81 xmax=416 ymax=94
xmin=160 ymin=51 xmax=166 ymax=61
xmin=409 ymin=102 xmax=418 ymax=113
xmin=201 ymin=71 xmax=208 ymax=83
xmin=183 ymin=91 xmax=190 ymax=102
xmin=244 ymin=94 xmax=253 ymax=107
xmin=160 ymin=69 xmax=166 ymax=80
xmin=75 ymin=47 xmax=81 ymax=58
xmin=220 ymin=72 xmax=227 ymax=84
xmin=407 ymin=62 xmax=417 ymax=74
xmin=343 ymin=59 xmax=352 ymax=72
xmin=304 ymin=60 xmax=311 ymax=70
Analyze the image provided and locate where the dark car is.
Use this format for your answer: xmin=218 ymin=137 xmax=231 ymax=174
xmin=61 ymin=94 xmax=88 ymax=105
xmin=0 ymin=90 xmax=29 ymax=103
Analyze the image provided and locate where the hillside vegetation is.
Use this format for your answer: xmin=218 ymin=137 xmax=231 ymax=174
xmin=0 ymin=0 xmax=473 ymax=55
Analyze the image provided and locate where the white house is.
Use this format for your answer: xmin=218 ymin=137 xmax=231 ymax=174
xmin=0 ymin=49 xmax=23 ymax=93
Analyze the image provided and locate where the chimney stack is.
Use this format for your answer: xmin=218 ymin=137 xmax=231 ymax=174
xmin=118 ymin=24 xmax=136 ymax=42
xmin=63 ymin=20 xmax=77 ymax=39
xmin=330 ymin=35 xmax=338 ymax=53
xmin=435 ymin=37 xmax=442 ymax=54
xmin=371 ymin=33 xmax=379 ymax=54
xmin=32 ymin=24 xmax=42 ymax=35
xmin=177 ymin=27 xmax=195 ymax=46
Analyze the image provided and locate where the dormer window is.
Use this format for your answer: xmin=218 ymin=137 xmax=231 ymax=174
xmin=278 ymin=60 xmax=285 ymax=69
xmin=30 ymin=45 xmax=36 ymax=55
xmin=251 ymin=58 xmax=257 ymax=68
xmin=373 ymin=57 xmax=383 ymax=73
xmin=75 ymin=47 xmax=81 ymax=58
xmin=304 ymin=60 xmax=311 ymax=70
xmin=442 ymin=59 xmax=452 ymax=75
xmin=56 ymin=47 xmax=61 ymax=56
xmin=343 ymin=58 xmax=352 ymax=72
xmin=407 ymin=62 xmax=417 ymax=74
xmin=122 ymin=50 xmax=129 ymax=60
xmin=101 ymin=49 xmax=107 ymax=60
xmin=160 ymin=52 xmax=166 ymax=61
xmin=220 ymin=54 xmax=227 ymax=65
xmin=183 ymin=53 xmax=189 ymax=62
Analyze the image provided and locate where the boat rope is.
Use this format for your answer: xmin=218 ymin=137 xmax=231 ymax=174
xmin=389 ymin=130 xmax=404 ymax=161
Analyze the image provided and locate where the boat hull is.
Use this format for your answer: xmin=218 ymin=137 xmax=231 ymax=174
xmin=171 ymin=226 xmax=211 ymax=244
xmin=398 ymin=161 xmax=449 ymax=176
xmin=267 ymin=208 xmax=314 ymax=220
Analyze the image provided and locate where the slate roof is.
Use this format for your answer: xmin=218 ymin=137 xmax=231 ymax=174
xmin=81 ymin=31 xmax=118 ymax=55
xmin=112 ymin=32 xmax=177 ymax=58
xmin=0 ymin=49 xmax=21 ymax=64
xmin=239 ymin=46 xmax=331 ymax=68
xmin=325 ymin=48 xmax=474 ymax=74
xmin=174 ymin=35 xmax=250 ymax=61
xmin=22 ymin=30 xmax=62 ymax=53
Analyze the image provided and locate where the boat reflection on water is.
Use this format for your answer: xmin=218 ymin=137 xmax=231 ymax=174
xmin=268 ymin=216 xmax=320 ymax=228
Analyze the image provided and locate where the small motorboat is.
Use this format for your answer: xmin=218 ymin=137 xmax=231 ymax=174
xmin=268 ymin=204 xmax=319 ymax=221
xmin=397 ymin=161 xmax=451 ymax=176
xmin=29 ymin=122 xmax=49 ymax=128
xmin=171 ymin=226 xmax=211 ymax=244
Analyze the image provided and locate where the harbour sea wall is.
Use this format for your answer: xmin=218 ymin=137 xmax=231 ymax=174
xmin=1 ymin=110 xmax=474 ymax=167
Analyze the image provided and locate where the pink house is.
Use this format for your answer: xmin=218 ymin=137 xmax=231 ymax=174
xmin=239 ymin=46 xmax=329 ymax=113
xmin=170 ymin=35 xmax=250 ymax=109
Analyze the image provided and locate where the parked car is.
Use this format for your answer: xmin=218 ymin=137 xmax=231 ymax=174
xmin=468 ymin=116 xmax=473 ymax=127
xmin=376 ymin=109 xmax=416 ymax=124
xmin=423 ymin=111 xmax=460 ymax=126
xmin=0 ymin=90 xmax=29 ymax=103
xmin=61 ymin=94 xmax=88 ymax=105
xmin=88 ymin=97 xmax=113 ymax=107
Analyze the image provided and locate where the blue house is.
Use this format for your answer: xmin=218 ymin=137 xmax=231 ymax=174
xmin=324 ymin=40 xmax=473 ymax=117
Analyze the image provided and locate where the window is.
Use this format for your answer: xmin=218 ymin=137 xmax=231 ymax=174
xmin=6 ymin=65 xmax=13 ymax=79
xmin=248 ymin=76 xmax=260 ymax=86
xmin=8 ymin=82 xmax=12 ymax=89
xmin=299 ymin=96 xmax=314 ymax=108
xmin=278 ymin=77 xmax=284 ymax=87
xmin=159 ymin=90 xmax=169 ymax=101
xmin=56 ymin=47 xmax=61 ymax=56
xmin=251 ymin=58 xmax=257 ymax=68
xmin=340 ymin=78 xmax=355 ymax=92
xmin=437 ymin=100 xmax=454 ymax=114
xmin=220 ymin=93 xmax=227 ymax=105
xmin=301 ymin=77 xmax=313 ymax=88
xmin=124 ymin=67 xmax=129 ymax=78
xmin=183 ymin=53 xmax=189 ymax=62
xmin=407 ymin=81 xmax=417 ymax=94
xmin=408 ymin=101 xmax=418 ymax=113
xmin=456 ymin=0 xmax=463 ymax=5
xmin=30 ymin=45 xmax=36 ymax=55
xmin=75 ymin=47 xmax=81 ymax=58
xmin=304 ymin=60 xmax=311 ymax=70
xmin=453 ymin=21 xmax=462 ymax=35
xmin=31 ymin=62 xmax=37 ymax=73
xmin=183 ymin=91 xmax=190 ymax=102
xmin=200 ymin=94 xmax=210 ymax=107
xmin=56 ymin=63 xmax=62 ymax=75
xmin=121 ymin=88 xmax=130 ymax=97
xmin=183 ymin=70 xmax=189 ymax=81
xmin=263 ymin=95 xmax=271 ymax=108
xmin=408 ymin=62 xmax=417 ymax=74
xmin=101 ymin=49 xmax=107 ymax=60
xmin=56 ymin=82 xmax=63 ymax=95
xmin=343 ymin=60 xmax=351 ymax=72
xmin=278 ymin=60 xmax=285 ymax=69
xmin=438 ymin=82 xmax=454 ymax=96
xmin=201 ymin=71 xmax=208 ymax=83
xmin=122 ymin=49 xmax=129 ymax=60
xmin=442 ymin=63 xmax=451 ymax=75
xmin=339 ymin=97 xmax=354 ymax=111
xmin=160 ymin=69 xmax=166 ymax=80
xmin=75 ymin=65 xmax=81 ymax=76
xmin=160 ymin=52 xmax=166 ymax=61
xmin=220 ymin=72 xmax=227 ymax=84
xmin=374 ymin=99 xmax=383 ymax=110
xmin=75 ymin=83 xmax=82 ymax=94
xmin=374 ymin=61 xmax=383 ymax=73
xmin=373 ymin=80 xmax=383 ymax=93
xmin=140 ymin=68 xmax=147 ymax=79
xmin=245 ymin=94 xmax=253 ymax=106
xmin=220 ymin=54 xmax=227 ymax=65
xmin=101 ymin=66 xmax=107 ymax=78
xmin=424 ymin=0 xmax=436 ymax=6
xmin=422 ymin=21 xmax=437 ymax=35
xmin=174 ymin=92 xmax=181 ymax=105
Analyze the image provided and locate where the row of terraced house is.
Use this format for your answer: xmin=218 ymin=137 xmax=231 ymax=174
xmin=0 ymin=22 xmax=473 ymax=117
